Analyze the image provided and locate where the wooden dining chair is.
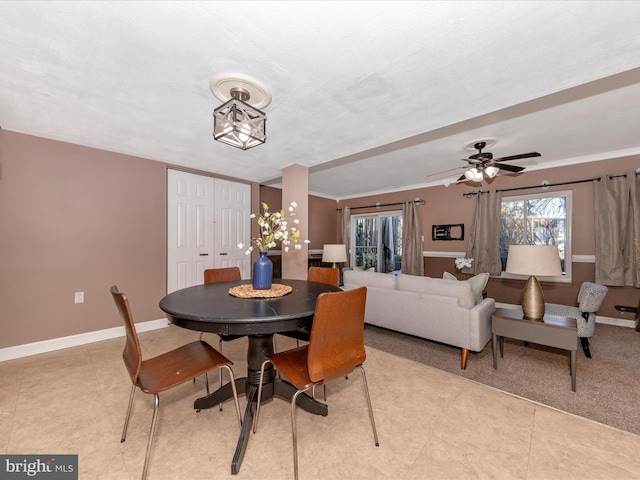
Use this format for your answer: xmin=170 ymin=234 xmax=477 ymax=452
xmin=276 ymin=267 xmax=342 ymax=400
xmin=279 ymin=267 xmax=340 ymax=346
xmin=203 ymin=266 xmax=242 ymax=285
xmin=110 ymin=286 xmax=241 ymax=480
xmin=200 ymin=267 xmax=244 ymax=411
xmin=253 ymin=286 xmax=379 ymax=480
xmin=307 ymin=265 xmax=340 ymax=286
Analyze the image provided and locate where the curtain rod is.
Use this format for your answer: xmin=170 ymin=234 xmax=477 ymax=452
xmin=337 ymin=198 xmax=425 ymax=211
xmin=462 ymin=172 xmax=638 ymax=197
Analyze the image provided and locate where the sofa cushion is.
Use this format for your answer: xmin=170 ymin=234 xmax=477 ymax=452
xmin=397 ymin=274 xmax=475 ymax=309
xmin=443 ymin=272 xmax=490 ymax=305
xmin=353 ymin=265 xmax=375 ymax=272
xmin=343 ymin=269 xmax=397 ymax=289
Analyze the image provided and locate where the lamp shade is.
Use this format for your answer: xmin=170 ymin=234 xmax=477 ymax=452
xmin=506 ymin=244 xmax=562 ymax=320
xmin=505 ymin=245 xmax=562 ymax=277
xmin=322 ymin=244 xmax=347 ymax=265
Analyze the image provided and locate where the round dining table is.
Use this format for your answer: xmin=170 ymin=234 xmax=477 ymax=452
xmin=159 ymin=278 xmax=342 ymax=475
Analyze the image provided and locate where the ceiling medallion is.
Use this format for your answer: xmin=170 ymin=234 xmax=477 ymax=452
xmin=464 ymin=137 xmax=497 ymax=151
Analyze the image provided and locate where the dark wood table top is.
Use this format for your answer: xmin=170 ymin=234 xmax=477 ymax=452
xmin=159 ymin=279 xmax=342 ymax=336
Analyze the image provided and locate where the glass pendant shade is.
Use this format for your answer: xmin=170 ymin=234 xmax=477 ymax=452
xmin=464 ymin=166 xmax=498 ymax=182
xmin=464 ymin=168 xmax=483 ymax=182
xmin=213 ymin=96 xmax=266 ymax=150
xmin=485 ymin=166 xmax=499 ymax=178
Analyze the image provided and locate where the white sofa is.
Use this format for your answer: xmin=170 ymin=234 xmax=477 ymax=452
xmin=342 ymin=270 xmax=495 ymax=369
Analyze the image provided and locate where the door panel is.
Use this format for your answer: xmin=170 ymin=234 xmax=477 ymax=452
xmin=214 ymin=178 xmax=251 ymax=278
xmin=168 ymin=170 xmax=251 ymax=293
xmin=167 ymin=170 xmax=215 ymax=293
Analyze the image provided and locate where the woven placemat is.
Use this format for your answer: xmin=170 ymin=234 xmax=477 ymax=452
xmin=229 ymin=283 xmax=293 ymax=298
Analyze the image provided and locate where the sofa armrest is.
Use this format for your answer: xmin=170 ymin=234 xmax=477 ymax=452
xmin=467 ymin=297 xmax=496 ymax=352
xmin=471 ymin=297 xmax=496 ymax=317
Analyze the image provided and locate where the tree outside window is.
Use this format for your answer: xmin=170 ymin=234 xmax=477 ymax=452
xmin=500 ymin=190 xmax=571 ymax=279
xmin=352 ymin=212 xmax=402 ymax=273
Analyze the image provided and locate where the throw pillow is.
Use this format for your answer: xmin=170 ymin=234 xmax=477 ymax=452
xmin=443 ymin=271 xmax=489 ymax=305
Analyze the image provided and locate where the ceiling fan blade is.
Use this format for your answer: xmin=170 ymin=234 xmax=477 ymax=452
xmin=495 ymin=152 xmax=541 ymax=162
xmin=426 ymin=166 xmax=465 ymax=178
xmin=497 ymin=163 xmax=525 ymax=173
xmin=457 ymin=174 xmax=466 ymax=182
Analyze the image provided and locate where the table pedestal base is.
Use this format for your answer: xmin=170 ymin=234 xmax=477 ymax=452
xmin=193 ymin=334 xmax=328 ymax=475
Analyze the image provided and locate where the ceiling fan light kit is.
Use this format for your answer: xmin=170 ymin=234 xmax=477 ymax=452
xmin=210 ymin=73 xmax=271 ymax=150
xmin=464 ymin=168 xmax=484 ymax=182
xmin=455 ymin=139 xmax=541 ymax=183
xmin=484 ymin=166 xmax=499 ymax=178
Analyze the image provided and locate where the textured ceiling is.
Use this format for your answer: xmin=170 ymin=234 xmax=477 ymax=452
xmin=1 ymin=1 xmax=640 ymax=199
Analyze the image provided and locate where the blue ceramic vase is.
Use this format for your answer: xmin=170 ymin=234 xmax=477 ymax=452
xmin=252 ymin=251 xmax=273 ymax=290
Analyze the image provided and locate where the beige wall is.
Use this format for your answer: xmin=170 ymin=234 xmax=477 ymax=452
xmin=260 ymin=185 xmax=339 ymax=250
xmin=1 ymin=128 xmax=637 ymax=350
xmin=0 ymin=130 xmax=167 ymax=348
xmin=0 ymin=130 xmax=258 ymax=349
xmin=337 ymin=155 xmax=640 ymax=320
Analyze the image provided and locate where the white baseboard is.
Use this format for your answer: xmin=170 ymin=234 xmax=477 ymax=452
xmin=495 ymin=302 xmax=635 ymax=329
xmin=594 ymin=316 xmax=636 ymax=328
xmin=2 ymin=306 xmax=635 ymax=363
xmin=0 ymin=318 xmax=170 ymax=362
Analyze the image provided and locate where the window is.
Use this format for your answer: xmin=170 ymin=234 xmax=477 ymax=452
xmin=500 ymin=190 xmax=572 ymax=282
xmin=351 ymin=212 xmax=402 ymax=273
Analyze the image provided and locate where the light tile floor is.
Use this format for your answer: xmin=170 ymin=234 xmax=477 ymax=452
xmin=2 ymin=324 xmax=640 ymax=479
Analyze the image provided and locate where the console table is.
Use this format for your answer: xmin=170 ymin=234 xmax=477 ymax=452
xmin=492 ymin=307 xmax=578 ymax=392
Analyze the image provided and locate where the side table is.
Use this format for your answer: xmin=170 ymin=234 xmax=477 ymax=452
xmin=492 ymin=307 xmax=578 ymax=392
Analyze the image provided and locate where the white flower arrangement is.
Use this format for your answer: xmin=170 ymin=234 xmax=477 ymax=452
xmin=237 ymin=201 xmax=310 ymax=254
xmin=455 ymin=257 xmax=474 ymax=270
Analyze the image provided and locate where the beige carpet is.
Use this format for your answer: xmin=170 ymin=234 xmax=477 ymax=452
xmin=364 ymin=322 xmax=640 ymax=436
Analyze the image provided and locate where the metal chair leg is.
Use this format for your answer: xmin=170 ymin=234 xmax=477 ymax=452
xmin=194 ymin=332 xmax=205 ymax=384
xmin=142 ymin=393 xmax=160 ymax=480
xmin=121 ymin=384 xmax=136 ymax=442
xmin=219 ymin=337 xmax=224 ymax=411
xmin=357 ymin=365 xmax=379 ymax=447
xmin=220 ymin=364 xmax=243 ymax=427
xmin=253 ymin=359 xmax=272 ymax=433
xmin=290 ymin=386 xmax=313 ymax=480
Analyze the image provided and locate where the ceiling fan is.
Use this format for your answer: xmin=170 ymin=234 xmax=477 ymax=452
xmin=457 ymin=141 xmax=541 ymax=182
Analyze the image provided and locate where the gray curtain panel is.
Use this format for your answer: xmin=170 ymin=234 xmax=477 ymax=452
xmin=593 ymin=172 xmax=640 ymax=287
xmin=341 ymin=206 xmax=351 ymax=266
xmin=465 ymin=190 xmax=502 ymax=276
xmin=401 ymin=200 xmax=424 ymax=276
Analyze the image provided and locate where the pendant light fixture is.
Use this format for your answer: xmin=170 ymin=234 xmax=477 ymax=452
xmin=210 ymin=73 xmax=272 ymax=150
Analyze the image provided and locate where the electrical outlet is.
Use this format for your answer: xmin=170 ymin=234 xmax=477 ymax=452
xmin=74 ymin=292 xmax=84 ymax=304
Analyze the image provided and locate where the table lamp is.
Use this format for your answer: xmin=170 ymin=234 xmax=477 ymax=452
xmin=505 ymin=245 xmax=562 ymax=320
xmin=322 ymin=244 xmax=347 ymax=268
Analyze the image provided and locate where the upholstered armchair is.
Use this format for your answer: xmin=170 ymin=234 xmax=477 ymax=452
xmin=545 ymin=282 xmax=608 ymax=359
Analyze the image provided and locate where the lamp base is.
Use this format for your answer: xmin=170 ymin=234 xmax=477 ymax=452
xmin=522 ymin=275 xmax=545 ymax=321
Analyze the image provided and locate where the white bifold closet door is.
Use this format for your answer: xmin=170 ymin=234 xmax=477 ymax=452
xmin=167 ymin=169 xmax=250 ymax=293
